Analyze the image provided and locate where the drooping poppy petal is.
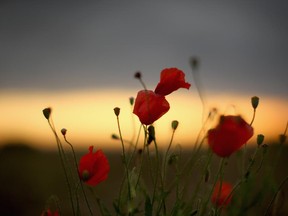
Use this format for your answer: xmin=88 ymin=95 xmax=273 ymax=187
xmin=211 ymin=181 xmax=233 ymax=207
xmin=133 ymin=90 xmax=170 ymax=125
xmin=78 ymin=146 xmax=110 ymax=186
xmin=154 ymin=68 xmax=191 ymax=96
xmin=208 ymin=115 xmax=254 ymax=157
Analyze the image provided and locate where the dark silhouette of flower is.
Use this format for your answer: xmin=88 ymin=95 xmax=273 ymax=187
xmin=41 ymin=209 xmax=59 ymax=216
xmin=208 ymin=115 xmax=253 ymax=157
xmin=154 ymin=68 xmax=191 ymax=96
xmin=133 ymin=90 xmax=170 ymax=125
xmin=211 ymin=181 xmax=233 ymax=207
xmin=78 ymin=146 xmax=110 ymax=186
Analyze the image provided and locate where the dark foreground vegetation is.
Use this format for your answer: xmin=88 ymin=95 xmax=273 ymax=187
xmin=0 ymin=141 xmax=288 ymax=216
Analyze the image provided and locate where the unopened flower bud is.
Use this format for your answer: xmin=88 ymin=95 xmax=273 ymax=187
xmin=114 ymin=107 xmax=120 ymax=116
xmin=171 ymin=120 xmax=179 ymax=130
xmin=147 ymin=125 xmax=155 ymax=145
xmin=134 ymin=71 xmax=142 ymax=79
xmin=111 ymin=134 xmax=119 ymax=140
xmin=251 ymin=96 xmax=259 ymax=109
xmin=190 ymin=56 xmax=200 ymax=70
xmin=82 ymin=170 xmax=90 ymax=181
xmin=257 ymin=134 xmax=264 ymax=146
xmin=61 ymin=128 xmax=67 ymax=136
xmin=129 ymin=97 xmax=134 ymax=106
xmin=42 ymin=107 xmax=52 ymax=120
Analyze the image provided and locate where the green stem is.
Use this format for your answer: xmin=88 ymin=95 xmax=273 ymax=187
xmin=116 ymin=115 xmax=132 ymax=204
xmin=89 ymin=187 xmax=112 ymax=216
xmin=135 ymin=125 xmax=147 ymax=189
xmin=162 ymin=129 xmax=176 ymax=187
xmin=250 ymin=109 xmax=256 ymax=126
xmin=64 ymin=137 xmax=93 ymax=216
xmin=264 ymin=175 xmax=288 ymax=216
xmin=200 ymin=157 xmax=226 ymax=216
xmin=48 ymin=120 xmax=76 ymax=216
xmin=153 ymin=138 xmax=166 ymax=215
xmin=189 ymin=151 xmax=213 ymax=210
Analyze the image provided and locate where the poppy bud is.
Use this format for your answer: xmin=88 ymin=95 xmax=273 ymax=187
xmin=129 ymin=97 xmax=134 ymax=106
xmin=257 ymin=134 xmax=264 ymax=146
xmin=251 ymin=96 xmax=259 ymax=109
xmin=43 ymin=107 xmax=52 ymax=120
xmin=111 ymin=134 xmax=119 ymax=140
xmin=171 ymin=120 xmax=179 ymax=130
xmin=147 ymin=125 xmax=155 ymax=145
xmin=82 ymin=170 xmax=90 ymax=181
xmin=114 ymin=107 xmax=120 ymax=116
xmin=134 ymin=71 xmax=142 ymax=79
xmin=61 ymin=128 xmax=67 ymax=136
xmin=190 ymin=56 xmax=200 ymax=70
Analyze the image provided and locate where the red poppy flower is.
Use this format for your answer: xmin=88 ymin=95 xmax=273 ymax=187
xmin=208 ymin=115 xmax=253 ymax=157
xmin=41 ymin=209 xmax=59 ymax=216
xmin=133 ymin=90 xmax=170 ymax=125
xmin=154 ymin=68 xmax=191 ymax=96
xmin=211 ymin=181 xmax=233 ymax=207
xmin=78 ymin=146 xmax=110 ymax=186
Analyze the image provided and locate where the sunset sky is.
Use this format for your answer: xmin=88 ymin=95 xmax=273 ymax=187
xmin=0 ymin=1 xmax=287 ymax=150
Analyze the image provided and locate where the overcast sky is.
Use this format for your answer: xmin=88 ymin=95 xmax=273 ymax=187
xmin=1 ymin=0 xmax=288 ymax=98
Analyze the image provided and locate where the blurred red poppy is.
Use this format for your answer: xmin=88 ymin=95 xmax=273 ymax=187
xmin=41 ymin=209 xmax=59 ymax=216
xmin=211 ymin=181 xmax=233 ymax=207
xmin=154 ymin=68 xmax=191 ymax=96
xmin=133 ymin=90 xmax=170 ymax=125
xmin=208 ymin=115 xmax=253 ymax=157
xmin=78 ymin=146 xmax=110 ymax=186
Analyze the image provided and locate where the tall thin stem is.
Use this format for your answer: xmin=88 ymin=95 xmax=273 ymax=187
xmin=116 ymin=115 xmax=132 ymax=202
xmin=47 ymin=119 xmax=76 ymax=216
xmin=63 ymin=136 xmax=93 ymax=216
xmin=200 ymin=157 xmax=226 ymax=216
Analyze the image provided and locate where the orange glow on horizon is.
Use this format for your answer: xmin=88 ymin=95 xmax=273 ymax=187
xmin=0 ymin=89 xmax=287 ymax=150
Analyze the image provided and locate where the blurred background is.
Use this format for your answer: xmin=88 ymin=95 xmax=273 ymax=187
xmin=0 ymin=0 xmax=287 ymax=215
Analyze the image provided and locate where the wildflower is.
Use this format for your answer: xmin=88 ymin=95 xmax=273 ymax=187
xmin=41 ymin=209 xmax=59 ymax=216
xmin=211 ymin=181 xmax=233 ymax=207
xmin=133 ymin=90 xmax=170 ymax=125
xmin=208 ymin=115 xmax=253 ymax=157
xmin=154 ymin=68 xmax=191 ymax=96
xmin=78 ymin=146 xmax=110 ymax=186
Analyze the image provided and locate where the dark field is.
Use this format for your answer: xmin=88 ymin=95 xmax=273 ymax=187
xmin=0 ymin=142 xmax=288 ymax=216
